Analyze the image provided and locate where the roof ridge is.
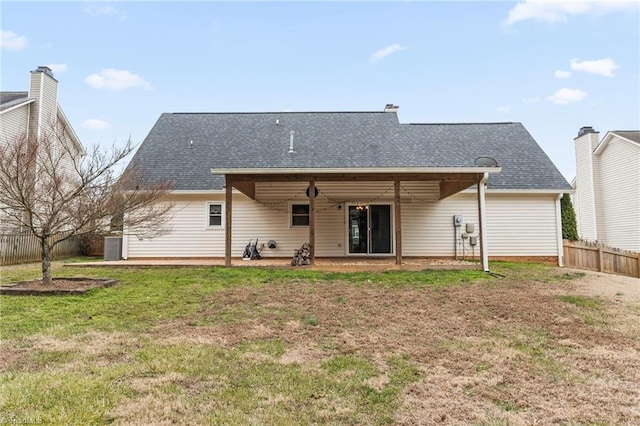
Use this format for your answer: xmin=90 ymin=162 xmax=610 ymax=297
xmin=408 ymin=122 xmax=517 ymax=126
xmin=170 ymin=111 xmax=389 ymax=115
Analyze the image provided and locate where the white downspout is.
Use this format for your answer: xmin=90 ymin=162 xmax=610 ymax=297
xmin=555 ymin=194 xmax=564 ymax=267
xmin=121 ymin=213 xmax=129 ymax=260
xmin=478 ymin=173 xmax=489 ymax=272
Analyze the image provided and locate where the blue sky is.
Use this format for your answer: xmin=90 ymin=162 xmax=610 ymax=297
xmin=2 ymin=1 xmax=638 ymax=181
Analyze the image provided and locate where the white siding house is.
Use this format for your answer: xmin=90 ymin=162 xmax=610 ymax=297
xmin=125 ymin=189 xmax=561 ymax=261
xmin=0 ymin=66 xmax=85 ymax=232
xmin=123 ymin=109 xmax=572 ymax=269
xmin=573 ymin=127 xmax=640 ymax=252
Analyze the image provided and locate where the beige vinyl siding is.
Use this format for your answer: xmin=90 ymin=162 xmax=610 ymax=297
xmin=592 ymin=156 xmax=606 ymax=243
xmin=402 ymin=195 xmax=477 ymax=257
xmin=126 ymin=193 xmax=341 ymax=258
xmin=599 ymin=138 xmax=640 ymax=251
xmin=127 ymin=185 xmax=560 ymax=259
xmin=402 ymin=193 xmax=559 ymax=257
xmin=127 ymin=194 xmax=226 ymax=258
xmin=253 ymin=181 xmax=438 ymax=257
xmin=484 ymin=194 xmax=559 ymax=255
xmin=28 ymin=73 xmax=42 ymax=142
xmin=40 ymin=78 xmax=58 ymax=127
xmin=0 ymin=105 xmax=31 ymax=231
xmin=128 ymin=182 xmax=438 ymax=258
xmin=28 ymin=72 xmax=58 ymax=142
xmin=0 ymin=105 xmax=30 ymax=146
xmin=54 ymin=118 xmax=83 ymax=186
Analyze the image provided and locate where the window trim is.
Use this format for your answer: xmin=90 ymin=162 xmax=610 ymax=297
xmin=290 ymin=202 xmax=310 ymax=228
xmin=206 ymin=201 xmax=225 ymax=229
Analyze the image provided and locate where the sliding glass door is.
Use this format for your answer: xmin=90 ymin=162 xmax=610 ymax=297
xmin=348 ymin=204 xmax=392 ymax=255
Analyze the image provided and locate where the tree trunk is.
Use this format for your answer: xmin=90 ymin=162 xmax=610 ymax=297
xmin=41 ymin=238 xmax=52 ymax=286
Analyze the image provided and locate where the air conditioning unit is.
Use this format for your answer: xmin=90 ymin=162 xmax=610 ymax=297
xmin=104 ymin=237 xmax=122 ymax=261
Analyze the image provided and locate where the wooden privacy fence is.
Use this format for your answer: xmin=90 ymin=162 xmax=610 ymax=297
xmin=0 ymin=233 xmax=81 ymax=266
xmin=563 ymin=240 xmax=640 ymax=278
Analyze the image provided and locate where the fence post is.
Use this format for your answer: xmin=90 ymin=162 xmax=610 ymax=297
xmin=597 ymin=247 xmax=604 ymax=272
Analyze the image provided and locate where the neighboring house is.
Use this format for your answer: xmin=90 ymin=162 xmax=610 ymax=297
xmin=572 ymin=127 xmax=640 ymax=252
xmin=123 ymin=105 xmax=571 ymax=271
xmin=0 ymin=66 xmax=85 ymax=232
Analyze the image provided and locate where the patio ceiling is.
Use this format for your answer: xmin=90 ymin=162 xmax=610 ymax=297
xmin=215 ymin=168 xmax=500 ymax=201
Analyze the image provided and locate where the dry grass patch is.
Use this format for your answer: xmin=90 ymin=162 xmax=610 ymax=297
xmin=149 ymin=277 xmax=640 ymax=424
xmin=1 ymin=265 xmax=639 ymax=424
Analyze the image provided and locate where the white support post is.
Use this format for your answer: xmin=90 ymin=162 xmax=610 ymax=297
xmin=477 ymin=173 xmax=489 ymax=272
xmin=555 ymin=194 xmax=564 ymax=267
xmin=121 ymin=217 xmax=129 ymax=260
xmin=225 ymin=176 xmax=233 ymax=267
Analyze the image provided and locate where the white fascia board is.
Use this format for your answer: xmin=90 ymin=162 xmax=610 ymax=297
xmin=460 ymin=188 xmax=574 ymax=195
xmin=211 ymin=167 xmax=501 ymax=175
xmin=125 ymin=190 xmax=226 ymax=195
xmin=170 ymin=190 xmax=226 ymax=194
xmin=0 ymin=98 xmax=35 ymax=114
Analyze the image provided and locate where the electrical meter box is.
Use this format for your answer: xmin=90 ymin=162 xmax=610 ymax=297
xmin=466 ymin=223 xmax=475 ymax=233
xmin=453 ymin=215 xmax=463 ymax=227
xmin=469 ymin=236 xmax=478 ymax=246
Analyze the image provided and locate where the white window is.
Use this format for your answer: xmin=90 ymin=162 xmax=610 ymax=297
xmin=291 ymin=204 xmax=310 ymax=227
xmin=207 ymin=202 xmax=224 ymax=227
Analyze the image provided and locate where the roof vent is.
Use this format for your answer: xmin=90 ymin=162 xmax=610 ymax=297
xmin=577 ymin=126 xmax=597 ymax=138
xmin=474 ymin=156 xmax=498 ymax=167
xmin=384 ymin=104 xmax=399 ymax=113
xmin=288 ymin=131 xmax=295 ymax=154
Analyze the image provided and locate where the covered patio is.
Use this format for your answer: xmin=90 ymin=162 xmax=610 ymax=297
xmin=216 ymin=167 xmax=500 ymax=272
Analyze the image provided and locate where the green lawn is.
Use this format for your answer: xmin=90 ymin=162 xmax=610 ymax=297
xmin=1 ymin=259 xmax=638 ymax=425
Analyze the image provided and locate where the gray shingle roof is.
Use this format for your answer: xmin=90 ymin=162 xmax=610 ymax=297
xmin=130 ymin=111 xmax=571 ymax=191
xmin=0 ymin=91 xmax=33 ymax=112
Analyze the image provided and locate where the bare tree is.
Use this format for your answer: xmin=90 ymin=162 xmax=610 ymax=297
xmin=0 ymin=121 xmax=173 ymax=285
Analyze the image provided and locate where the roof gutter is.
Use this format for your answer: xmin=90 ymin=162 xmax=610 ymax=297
xmin=461 ymin=188 xmax=574 ymax=195
xmin=211 ymin=166 xmax=502 ymax=175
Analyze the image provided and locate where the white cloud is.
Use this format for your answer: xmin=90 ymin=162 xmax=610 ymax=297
xmin=547 ymin=88 xmax=588 ymax=104
xmin=555 ymin=70 xmax=572 ymax=79
xmin=570 ymin=57 xmax=618 ymax=77
xmin=503 ymin=0 xmax=637 ymax=26
xmin=47 ymin=63 xmax=68 ymax=73
xmin=85 ymin=4 xmax=128 ymax=21
xmin=370 ymin=44 xmax=408 ymax=63
xmin=85 ymin=69 xmax=152 ymax=91
xmin=522 ymin=96 xmax=541 ymax=103
xmin=497 ymin=105 xmax=511 ymax=113
xmin=82 ymin=119 xmax=111 ymax=130
xmin=1 ymin=31 xmax=28 ymax=51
